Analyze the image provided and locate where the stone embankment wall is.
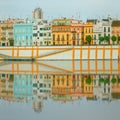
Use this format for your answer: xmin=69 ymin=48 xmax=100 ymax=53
xmin=0 ymin=46 xmax=119 ymax=60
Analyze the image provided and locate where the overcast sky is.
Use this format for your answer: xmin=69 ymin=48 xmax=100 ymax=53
xmin=0 ymin=0 xmax=120 ymax=21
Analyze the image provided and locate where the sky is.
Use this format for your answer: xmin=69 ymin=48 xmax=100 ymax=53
xmin=0 ymin=0 xmax=120 ymax=21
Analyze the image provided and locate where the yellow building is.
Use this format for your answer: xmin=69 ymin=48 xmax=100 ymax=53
xmin=52 ymin=18 xmax=83 ymax=46
xmin=0 ymin=74 xmax=14 ymax=99
xmin=82 ymin=75 xmax=94 ymax=99
xmin=83 ymin=22 xmax=93 ymax=45
xmin=0 ymin=21 xmax=14 ymax=46
xmin=52 ymin=74 xmax=73 ymax=101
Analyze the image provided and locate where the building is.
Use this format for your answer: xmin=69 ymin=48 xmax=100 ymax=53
xmin=52 ymin=18 xmax=83 ymax=46
xmin=52 ymin=74 xmax=73 ymax=102
xmin=111 ymin=20 xmax=120 ymax=44
xmin=33 ymin=74 xmax=52 ymax=96
xmin=32 ymin=74 xmax=52 ymax=112
xmin=33 ymin=19 xmax=52 ymax=46
xmin=14 ymin=21 xmax=33 ymax=46
xmin=0 ymin=74 xmax=14 ymax=100
xmin=93 ymin=74 xmax=112 ymax=101
xmin=32 ymin=8 xmax=44 ymax=19
xmin=83 ymin=22 xmax=94 ymax=45
xmin=0 ymin=21 xmax=14 ymax=46
xmin=101 ymin=18 xmax=112 ymax=44
xmin=13 ymin=74 xmax=33 ymax=100
xmin=111 ymin=75 xmax=120 ymax=100
xmin=82 ymin=74 xmax=94 ymax=99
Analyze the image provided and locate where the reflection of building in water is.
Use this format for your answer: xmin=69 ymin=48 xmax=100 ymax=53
xmin=93 ymin=74 xmax=112 ymax=101
xmin=52 ymin=74 xmax=73 ymax=102
xmin=32 ymin=74 xmax=52 ymax=112
xmin=52 ymin=74 xmax=83 ymax=102
xmin=71 ymin=74 xmax=83 ymax=100
xmin=0 ymin=74 xmax=14 ymax=100
xmin=13 ymin=74 xmax=33 ymax=101
xmin=81 ymin=75 xmax=94 ymax=99
xmin=111 ymin=75 xmax=120 ymax=100
xmin=32 ymin=96 xmax=45 ymax=113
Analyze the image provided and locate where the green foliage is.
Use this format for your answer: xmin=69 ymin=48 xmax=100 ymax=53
xmin=118 ymin=36 xmax=120 ymax=42
xmin=86 ymin=77 xmax=92 ymax=85
xmin=99 ymin=78 xmax=104 ymax=83
xmin=118 ymin=78 xmax=120 ymax=83
xmin=111 ymin=36 xmax=117 ymax=44
xmin=104 ymin=78 xmax=110 ymax=84
xmin=99 ymin=36 xmax=104 ymax=44
xmin=104 ymin=36 xmax=110 ymax=41
xmin=111 ymin=77 xmax=117 ymax=84
xmin=86 ymin=35 xmax=92 ymax=45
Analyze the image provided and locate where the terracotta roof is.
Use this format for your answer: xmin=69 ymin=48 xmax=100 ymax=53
xmin=112 ymin=20 xmax=120 ymax=26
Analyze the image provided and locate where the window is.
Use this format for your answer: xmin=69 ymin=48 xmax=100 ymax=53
xmin=57 ymin=35 xmax=60 ymax=41
xmin=33 ymin=33 xmax=37 ymax=37
xmin=104 ymin=27 xmax=106 ymax=32
xmin=77 ymin=34 xmax=80 ymax=40
xmin=26 ymin=36 xmax=28 ymax=40
xmin=98 ymin=34 xmax=101 ymax=37
xmin=62 ymin=35 xmax=64 ymax=41
xmin=44 ymin=33 xmax=46 ymax=36
xmin=67 ymin=34 xmax=69 ymax=41
xmin=53 ymin=34 xmax=55 ymax=41
xmin=94 ymin=35 xmax=96 ymax=39
xmin=108 ymin=27 xmax=110 ymax=32
xmin=40 ymin=83 xmax=43 ymax=87
xmin=40 ymin=33 xmax=43 ymax=37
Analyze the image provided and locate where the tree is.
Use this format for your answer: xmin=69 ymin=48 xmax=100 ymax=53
xmin=118 ymin=78 xmax=120 ymax=83
xmin=86 ymin=77 xmax=92 ymax=85
xmin=99 ymin=36 xmax=104 ymax=45
xmin=99 ymin=78 xmax=104 ymax=83
xmin=104 ymin=78 xmax=110 ymax=84
xmin=118 ymin=36 xmax=120 ymax=44
xmin=104 ymin=36 xmax=110 ymax=44
xmin=111 ymin=36 xmax=117 ymax=45
xmin=86 ymin=35 xmax=92 ymax=45
xmin=111 ymin=77 xmax=117 ymax=84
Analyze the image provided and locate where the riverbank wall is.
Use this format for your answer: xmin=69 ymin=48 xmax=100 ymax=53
xmin=0 ymin=46 xmax=119 ymax=60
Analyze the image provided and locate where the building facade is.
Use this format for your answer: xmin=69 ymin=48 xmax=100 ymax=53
xmin=83 ymin=22 xmax=93 ymax=45
xmin=33 ymin=19 xmax=52 ymax=46
xmin=0 ymin=21 xmax=14 ymax=46
xmin=52 ymin=18 xmax=83 ymax=46
xmin=111 ymin=20 xmax=120 ymax=44
xmin=14 ymin=22 xmax=33 ymax=46
xmin=13 ymin=74 xmax=33 ymax=99
xmin=32 ymin=8 xmax=44 ymax=19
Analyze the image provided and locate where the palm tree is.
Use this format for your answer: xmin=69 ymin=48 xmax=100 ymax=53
xmin=99 ymin=36 xmax=104 ymax=45
xmin=111 ymin=36 xmax=117 ymax=45
xmin=104 ymin=36 xmax=110 ymax=45
xmin=86 ymin=35 xmax=92 ymax=45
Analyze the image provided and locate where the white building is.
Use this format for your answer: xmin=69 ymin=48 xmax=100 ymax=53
xmin=33 ymin=74 xmax=52 ymax=96
xmin=32 ymin=8 xmax=44 ymax=19
xmin=93 ymin=74 xmax=112 ymax=101
xmin=90 ymin=18 xmax=112 ymax=45
xmin=33 ymin=19 xmax=52 ymax=46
